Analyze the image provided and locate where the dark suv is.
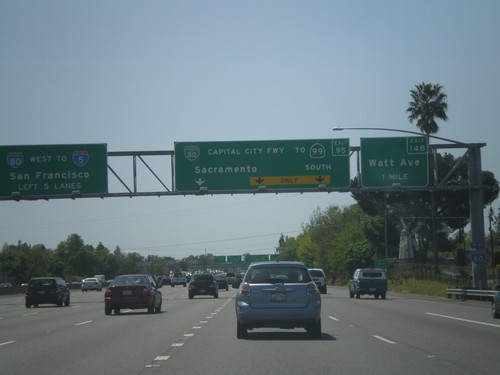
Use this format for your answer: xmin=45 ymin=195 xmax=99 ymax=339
xmin=349 ymin=268 xmax=387 ymax=299
xmin=25 ymin=277 xmax=71 ymax=308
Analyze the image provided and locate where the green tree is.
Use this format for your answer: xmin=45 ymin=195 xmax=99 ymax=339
xmin=407 ymin=82 xmax=448 ymax=134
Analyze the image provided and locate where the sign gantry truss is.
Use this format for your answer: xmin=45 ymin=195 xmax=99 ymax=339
xmin=0 ymin=142 xmax=485 ymax=201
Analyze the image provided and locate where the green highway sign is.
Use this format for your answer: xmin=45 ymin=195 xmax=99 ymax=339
xmin=360 ymin=137 xmax=428 ymax=188
xmin=174 ymin=139 xmax=350 ymax=191
xmin=0 ymin=144 xmax=108 ymax=197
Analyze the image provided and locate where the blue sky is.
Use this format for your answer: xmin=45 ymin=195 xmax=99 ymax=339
xmin=1 ymin=0 xmax=499 ymax=259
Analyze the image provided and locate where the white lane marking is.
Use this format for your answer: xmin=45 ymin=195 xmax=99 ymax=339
xmin=154 ymin=356 xmax=170 ymax=361
xmin=171 ymin=343 xmax=184 ymax=347
xmin=328 ymin=316 xmax=339 ymax=321
xmin=23 ymin=312 xmax=38 ymax=316
xmin=426 ymin=312 xmax=500 ymax=328
xmin=75 ymin=320 xmax=92 ymax=326
xmin=0 ymin=341 xmax=16 ymax=346
xmin=184 ymin=333 xmax=194 ymax=337
xmin=373 ymin=335 xmax=396 ymax=344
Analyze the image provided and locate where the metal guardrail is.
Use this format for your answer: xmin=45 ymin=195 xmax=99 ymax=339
xmin=446 ymin=288 xmax=497 ymax=301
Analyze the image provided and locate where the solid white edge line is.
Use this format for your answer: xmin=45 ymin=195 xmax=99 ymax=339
xmin=426 ymin=312 xmax=500 ymax=328
xmin=0 ymin=341 xmax=16 ymax=346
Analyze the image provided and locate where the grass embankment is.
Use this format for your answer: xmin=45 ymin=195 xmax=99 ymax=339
xmin=388 ymin=279 xmax=448 ymax=298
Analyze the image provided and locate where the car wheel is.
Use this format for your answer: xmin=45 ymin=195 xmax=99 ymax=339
xmin=155 ymin=301 xmax=162 ymax=313
xmin=25 ymin=301 xmax=31 ymax=308
xmin=188 ymin=293 xmax=194 ymax=299
xmin=65 ymin=296 xmax=70 ymax=306
xmin=322 ymin=286 xmax=327 ymax=294
xmin=214 ymin=293 xmax=218 ymax=299
xmin=114 ymin=308 xmax=120 ymax=314
xmin=57 ymin=298 xmax=63 ymax=307
xmin=147 ymin=303 xmax=155 ymax=314
xmin=183 ymin=283 xmax=186 ymax=287
xmin=375 ymin=294 xmax=379 ymax=299
xmin=356 ymin=292 xmax=360 ymax=299
xmin=349 ymin=290 xmax=354 ymax=298
xmin=381 ymin=292 xmax=386 ymax=300
xmin=226 ymin=287 xmax=229 ymax=291
xmin=105 ymin=306 xmax=112 ymax=315
xmin=237 ymin=320 xmax=248 ymax=339
xmin=307 ymin=319 xmax=322 ymax=339
xmin=34 ymin=304 xmax=39 ymax=308
xmin=492 ymin=305 xmax=499 ymax=319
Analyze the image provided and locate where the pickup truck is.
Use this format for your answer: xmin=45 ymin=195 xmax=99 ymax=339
xmin=349 ymin=268 xmax=387 ymax=299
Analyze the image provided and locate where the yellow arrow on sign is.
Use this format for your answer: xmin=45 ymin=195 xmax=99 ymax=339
xmin=250 ymin=175 xmax=331 ymax=186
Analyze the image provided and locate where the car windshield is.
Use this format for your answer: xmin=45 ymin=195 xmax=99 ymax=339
xmin=245 ymin=267 xmax=311 ymax=284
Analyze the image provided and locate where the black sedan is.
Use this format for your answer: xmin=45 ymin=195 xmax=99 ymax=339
xmin=104 ymin=274 xmax=162 ymax=315
xmin=188 ymin=273 xmax=218 ymax=299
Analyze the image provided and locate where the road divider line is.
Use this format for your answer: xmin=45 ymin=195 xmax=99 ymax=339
xmin=75 ymin=320 xmax=92 ymax=326
xmin=373 ymin=335 xmax=396 ymax=344
xmin=0 ymin=341 xmax=16 ymax=346
xmin=426 ymin=312 xmax=500 ymax=328
xmin=328 ymin=316 xmax=339 ymax=321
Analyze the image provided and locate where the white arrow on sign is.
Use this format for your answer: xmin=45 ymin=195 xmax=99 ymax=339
xmin=195 ymin=178 xmax=205 ymax=186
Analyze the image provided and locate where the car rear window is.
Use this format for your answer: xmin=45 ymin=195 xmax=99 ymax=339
xmin=361 ymin=271 xmax=385 ymax=278
xmin=193 ymin=274 xmax=214 ymax=281
xmin=309 ymin=270 xmax=325 ymax=277
xmin=245 ymin=267 xmax=311 ymax=283
xmin=30 ymin=279 xmax=55 ymax=288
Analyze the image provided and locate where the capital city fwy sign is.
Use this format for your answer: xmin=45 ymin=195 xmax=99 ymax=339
xmin=174 ymin=139 xmax=351 ymax=191
xmin=0 ymin=144 xmax=108 ymax=198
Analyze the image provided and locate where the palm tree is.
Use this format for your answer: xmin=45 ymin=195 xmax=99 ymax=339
xmin=406 ymin=82 xmax=448 ymax=134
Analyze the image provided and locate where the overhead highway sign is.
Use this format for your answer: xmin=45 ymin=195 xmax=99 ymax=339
xmin=174 ymin=139 xmax=350 ymax=191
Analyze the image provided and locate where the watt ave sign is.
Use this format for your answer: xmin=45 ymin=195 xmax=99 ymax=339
xmin=360 ymin=136 xmax=429 ymax=188
xmin=0 ymin=144 xmax=108 ymax=198
xmin=174 ymin=139 xmax=350 ymax=192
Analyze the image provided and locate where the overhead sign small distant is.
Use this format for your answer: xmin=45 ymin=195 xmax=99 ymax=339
xmin=0 ymin=144 xmax=108 ymax=198
xmin=174 ymin=139 xmax=350 ymax=191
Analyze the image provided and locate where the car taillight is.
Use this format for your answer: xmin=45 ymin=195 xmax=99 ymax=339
xmin=306 ymin=281 xmax=319 ymax=295
xmin=240 ymin=282 xmax=251 ymax=296
xmin=55 ymin=286 xmax=61 ymax=294
xmin=141 ymin=288 xmax=151 ymax=296
xmin=356 ymin=279 xmax=361 ymax=284
xmin=105 ymin=289 xmax=112 ymax=298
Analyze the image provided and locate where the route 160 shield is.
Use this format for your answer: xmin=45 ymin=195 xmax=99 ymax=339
xmin=72 ymin=150 xmax=89 ymax=167
xmin=6 ymin=152 xmax=24 ymax=168
xmin=184 ymin=145 xmax=200 ymax=162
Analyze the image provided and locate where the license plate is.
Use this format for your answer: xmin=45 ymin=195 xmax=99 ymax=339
xmin=370 ymin=288 xmax=376 ymax=292
xmin=271 ymin=292 xmax=287 ymax=302
xmin=199 ymin=289 xmax=205 ymax=293
xmin=122 ymin=290 xmax=132 ymax=296
xmin=38 ymin=290 xmax=45 ymax=295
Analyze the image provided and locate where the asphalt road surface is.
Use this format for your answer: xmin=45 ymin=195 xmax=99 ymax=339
xmin=0 ymin=285 xmax=498 ymax=375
